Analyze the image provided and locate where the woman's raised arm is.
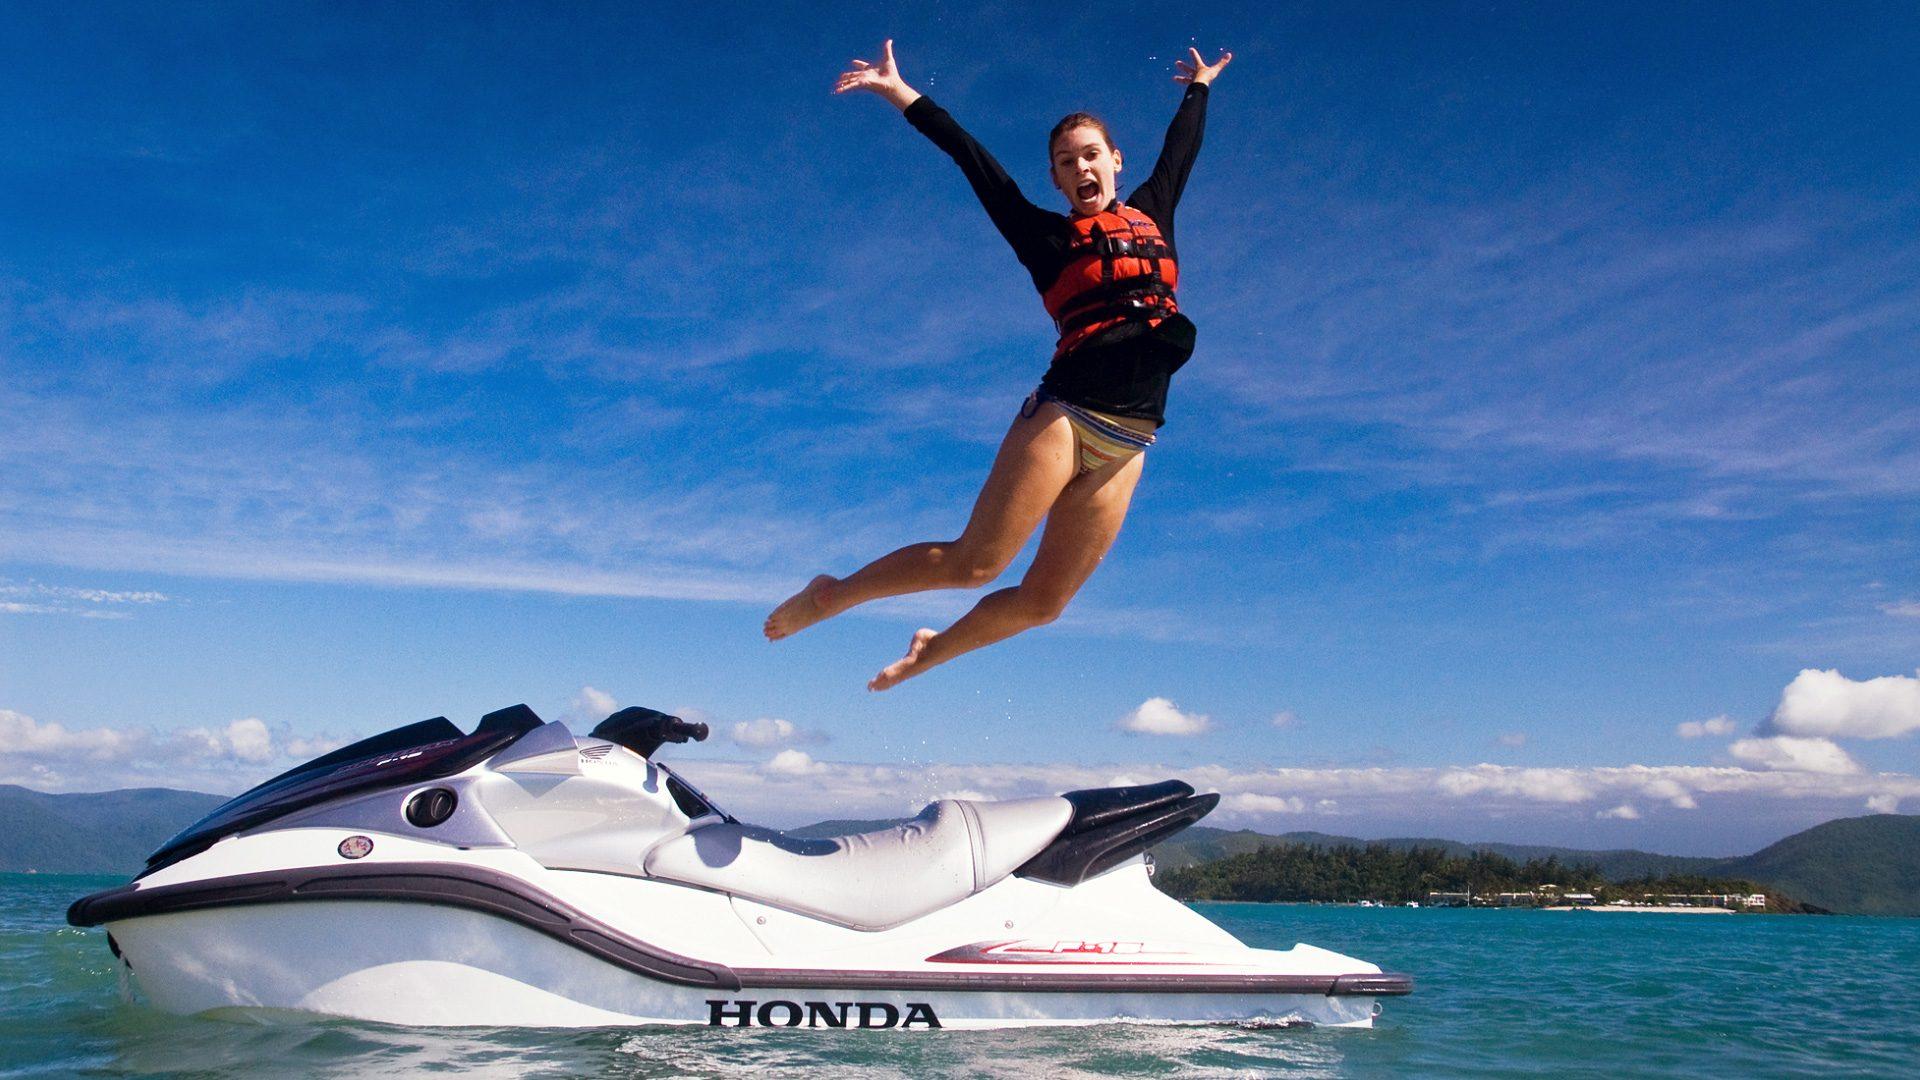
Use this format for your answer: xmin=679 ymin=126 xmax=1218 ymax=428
xmin=840 ymin=40 xmax=1053 ymax=268
xmin=1129 ymin=46 xmax=1232 ymax=231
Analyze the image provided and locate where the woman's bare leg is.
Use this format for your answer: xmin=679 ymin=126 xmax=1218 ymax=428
xmin=764 ymin=403 xmax=1079 ymax=640
xmin=869 ymin=449 xmax=1146 ymax=690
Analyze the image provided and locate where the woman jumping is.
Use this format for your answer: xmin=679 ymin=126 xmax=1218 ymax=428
xmin=765 ymin=39 xmax=1232 ymax=690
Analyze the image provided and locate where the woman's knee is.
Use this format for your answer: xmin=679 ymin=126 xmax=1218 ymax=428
xmin=1011 ymin=585 xmax=1072 ymax=626
xmin=943 ymin=540 xmax=1015 ymax=587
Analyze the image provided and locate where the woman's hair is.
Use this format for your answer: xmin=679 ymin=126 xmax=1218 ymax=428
xmin=1048 ymin=112 xmax=1115 ymax=156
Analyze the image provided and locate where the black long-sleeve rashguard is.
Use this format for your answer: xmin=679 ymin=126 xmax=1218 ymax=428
xmin=903 ymin=84 xmax=1209 ymax=425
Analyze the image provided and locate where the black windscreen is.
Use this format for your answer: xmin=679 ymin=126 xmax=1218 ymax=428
xmin=141 ymin=711 xmax=542 ymax=875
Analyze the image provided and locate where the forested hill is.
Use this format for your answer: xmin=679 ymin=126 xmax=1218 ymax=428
xmin=1153 ymin=826 xmax=1721 ymax=881
xmin=0 ymin=785 xmax=225 ymax=875
xmin=1714 ymin=814 xmax=1920 ymax=917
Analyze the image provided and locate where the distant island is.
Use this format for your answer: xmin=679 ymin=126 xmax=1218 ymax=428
xmin=1147 ymin=816 xmax=1920 ymax=917
xmin=5 ymin=784 xmax=1915 ymax=917
xmin=1153 ymin=842 xmax=1814 ymax=912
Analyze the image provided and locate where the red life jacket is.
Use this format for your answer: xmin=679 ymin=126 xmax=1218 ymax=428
xmin=1040 ymin=204 xmax=1180 ymax=358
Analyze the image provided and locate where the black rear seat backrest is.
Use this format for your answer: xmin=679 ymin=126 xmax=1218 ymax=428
xmin=1016 ymin=780 xmax=1217 ymax=887
xmin=1057 ymin=780 xmax=1194 ymax=833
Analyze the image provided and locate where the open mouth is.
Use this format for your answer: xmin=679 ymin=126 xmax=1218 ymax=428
xmin=1076 ymin=180 xmax=1099 ymax=202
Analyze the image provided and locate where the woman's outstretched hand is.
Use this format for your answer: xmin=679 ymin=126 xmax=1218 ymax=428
xmin=1174 ymin=47 xmax=1233 ymax=86
xmin=834 ymin=39 xmax=922 ymax=112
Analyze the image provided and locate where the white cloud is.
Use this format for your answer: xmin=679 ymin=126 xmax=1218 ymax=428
xmin=1879 ymin=601 xmax=1920 ymax=618
xmin=1497 ymin=732 xmax=1528 ymax=748
xmin=1222 ymin=792 xmax=1306 ymax=816
xmin=1768 ymin=668 xmax=1920 ymax=740
xmin=0 ymin=706 xmax=347 ymax=791
xmin=1728 ymin=735 xmax=1862 ymax=775
xmin=221 ymin=718 xmax=275 ymax=764
xmin=573 ymin=686 xmax=618 ymax=718
xmin=0 ymin=602 xmax=60 ymax=616
xmin=177 ymin=718 xmax=284 ymax=764
xmin=1 ymin=601 xmax=130 ymax=620
xmin=0 ymin=709 xmax=133 ymax=758
xmin=730 ymin=717 xmax=798 ymax=748
xmin=1435 ymin=765 xmax=1593 ymax=803
xmin=284 ymin=734 xmax=345 ymax=759
xmin=1117 ymin=698 xmax=1211 ymax=737
xmin=0 ymin=583 xmax=168 ymax=604
xmin=0 ymin=582 xmax=168 ymax=619
xmin=1271 ymin=710 xmax=1299 ymax=728
xmin=1677 ymin=715 xmax=1739 ymax=739
xmin=1866 ymin=794 xmax=1900 ymax=814
xmin=1596 ymin=804 xmax=1641 ymax=820
xmin=763 ymin=749 xmax=824 ymax=777
xmin=1637 ymin=777 xmax=1698 ymax=809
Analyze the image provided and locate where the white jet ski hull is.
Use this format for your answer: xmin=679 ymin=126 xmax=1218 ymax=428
xmin=107 ymin=902 xmax=1381 ymax=1029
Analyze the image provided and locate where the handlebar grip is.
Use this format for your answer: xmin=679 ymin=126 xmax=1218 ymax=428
xmin=674 ymin=720 xmax=710 ymax=743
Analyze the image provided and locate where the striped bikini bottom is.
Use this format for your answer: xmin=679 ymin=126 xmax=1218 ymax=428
xmin=1022 ymin=389 xmax=1158 ymax=475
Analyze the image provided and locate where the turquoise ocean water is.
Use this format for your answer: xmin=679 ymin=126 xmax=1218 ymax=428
xmin=5 ymin=874 xmax=1917 ymax=1078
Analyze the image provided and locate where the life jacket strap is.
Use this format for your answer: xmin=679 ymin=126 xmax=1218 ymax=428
xmin=1085 ymin=235 xmax=1172 ymax=260
xmin=1052 ymin=279 xmax=1178 ymax=335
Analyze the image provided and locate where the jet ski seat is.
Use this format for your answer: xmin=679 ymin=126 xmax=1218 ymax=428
xmin=642 ymin=796 xmax=1073 ymax=931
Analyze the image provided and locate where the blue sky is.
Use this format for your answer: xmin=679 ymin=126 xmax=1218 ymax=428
xmin=3 ymin=2 xmax=1917 ymax=854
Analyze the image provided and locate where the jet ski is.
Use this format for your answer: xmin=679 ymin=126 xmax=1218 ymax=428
xmin=69 ymin=704 xmax=1411 ymax=1029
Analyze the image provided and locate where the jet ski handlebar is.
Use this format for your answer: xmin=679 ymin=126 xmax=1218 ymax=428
xmin=589 ymin=706 xmax=709 ymax=759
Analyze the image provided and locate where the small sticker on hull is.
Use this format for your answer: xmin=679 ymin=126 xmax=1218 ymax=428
xmin=706 ymin=999 xmax=941 ymax=1029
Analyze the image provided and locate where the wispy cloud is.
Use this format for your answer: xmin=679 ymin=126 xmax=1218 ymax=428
xmin=1221 ymin=792 xmax=1305 ymax=817
xmin=1204 ymin=192 xmax=1920 ymax=498
xmin=729 ymin=717 xmax=799 ymax=748
xmin=1677 ymin=715 xmax=1739 ymax=739
xmin=0 ymin=581 xmax=169 ymax=619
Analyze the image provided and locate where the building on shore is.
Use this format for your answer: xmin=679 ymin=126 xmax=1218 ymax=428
xmin=1647 ymin=892 xmax=1768 ymax=910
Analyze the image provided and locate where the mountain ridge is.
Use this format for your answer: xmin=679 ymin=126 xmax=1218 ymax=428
xmin=0 ymin=785 xmax=227 ymax=875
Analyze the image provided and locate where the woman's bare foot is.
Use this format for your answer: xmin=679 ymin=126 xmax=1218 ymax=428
xmin=868 ymin=628 xmax=938 ymax=691
xmin=765 ymin=575 xmax=841 ymax=641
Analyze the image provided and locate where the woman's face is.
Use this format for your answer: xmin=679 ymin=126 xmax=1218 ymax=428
xmin=1050 ymin=126 xmax=1122 ymax=216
